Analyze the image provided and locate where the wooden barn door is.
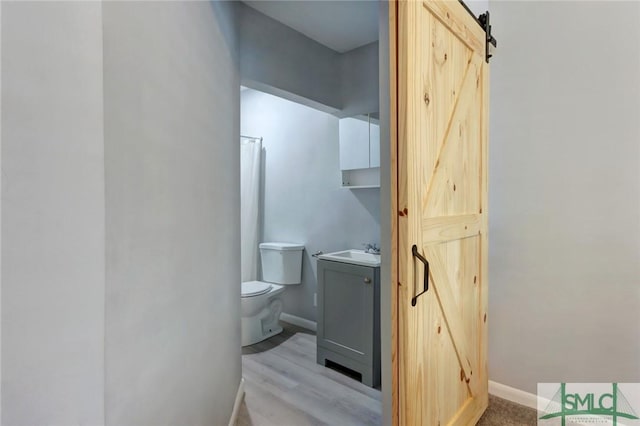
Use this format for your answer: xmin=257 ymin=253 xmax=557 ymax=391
xmin=391 ymin=1 xmax=490 ymax=424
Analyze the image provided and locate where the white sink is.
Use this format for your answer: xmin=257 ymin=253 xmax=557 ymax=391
xmin=318 ymin=249 xmax=381 ymax=267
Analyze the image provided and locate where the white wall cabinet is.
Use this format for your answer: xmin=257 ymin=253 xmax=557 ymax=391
xmin=339 ymin=117 xmax=370 ymax=170
xmin=339 ymin=114 xmax=380 ymax=189
xmin=369 ymin=120 xmax=380 ymax=168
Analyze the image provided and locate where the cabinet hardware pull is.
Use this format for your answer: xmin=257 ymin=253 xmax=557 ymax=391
xmin=411 ymin=245 xmax=429 ymax=306
xmin=364 ymin=277 xmax=372 ymax=284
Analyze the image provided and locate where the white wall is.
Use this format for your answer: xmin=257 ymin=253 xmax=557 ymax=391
xmin=1 ymin=3 xmax=105 ymax=424
xmin=102 ymin=2 xmax=241 ymax=425
xmin=241 ymin=89 xmax=380 ymax=322
xmin=489 ymin=1 xmax=640 ymax=393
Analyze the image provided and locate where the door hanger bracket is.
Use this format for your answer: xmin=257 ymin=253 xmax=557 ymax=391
xmin=478 ymin=11 xmax=497 ymax=63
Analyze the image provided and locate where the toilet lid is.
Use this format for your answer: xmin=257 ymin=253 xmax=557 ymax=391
xmin=241 ymin=281 xmax=273 ymax=298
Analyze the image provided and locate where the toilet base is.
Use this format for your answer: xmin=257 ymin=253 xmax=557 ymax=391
xmin=241 ymin=297 xmax=284 ymax=347
xmin=243 ymin=324 xmax=283 ymax=347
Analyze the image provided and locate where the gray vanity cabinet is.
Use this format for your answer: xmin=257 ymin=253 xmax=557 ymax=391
xmin=316 ymin=259 xmax=380 ymax=387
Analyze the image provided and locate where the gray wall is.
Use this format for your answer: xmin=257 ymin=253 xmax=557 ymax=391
xmin=241 ymin=89 xmax=380 ymax=322
xmin=238 ymin=2 xmax=379 ymax=119
xmin=239 ymin=3 xmax=341 ymax=114
xmin=102 ymin=2 xmax=241 ymax=425
xmin=466 ymin=0 xmax=489 ymax=16
xmin=1 ymin=2 xmax=241 ymax=425
xmin=342 ymin=41 xmax=379 ymax=117
xmin=1 ymin=3 xmax=105 ymax=424
xmin=377 ymin=3 xmax=391 ymax=425
xmin=489 ymin=1 xmax=640 ymax=393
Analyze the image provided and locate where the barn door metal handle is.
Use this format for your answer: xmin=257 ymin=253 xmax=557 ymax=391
xmin=411 ymin=245 xmax=429 ymax=306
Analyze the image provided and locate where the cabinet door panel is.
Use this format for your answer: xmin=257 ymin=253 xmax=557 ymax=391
xmin=369 ymin=121 xmax=380 ymax=168
xmin=317 ymin=261 xmax=373 ymax=365
xmin=339 ymin=117 xmax=370 ymax=170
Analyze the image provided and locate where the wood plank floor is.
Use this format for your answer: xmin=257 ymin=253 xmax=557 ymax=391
xmin=238 ymin=321 xmax=382 ymax=426
xmin=237 ymin=321 xmax=537 ymax=426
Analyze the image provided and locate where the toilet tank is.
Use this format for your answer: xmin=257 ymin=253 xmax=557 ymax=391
xmin=259 ymin=242 xmax=304 ymax=285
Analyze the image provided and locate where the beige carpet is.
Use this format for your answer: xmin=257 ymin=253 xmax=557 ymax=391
xmin=477 ymin=394 xmax=537 ymax=425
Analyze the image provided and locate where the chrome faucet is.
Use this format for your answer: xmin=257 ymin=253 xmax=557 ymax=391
xmin=363 ymin=243 xmax=380 ymax=254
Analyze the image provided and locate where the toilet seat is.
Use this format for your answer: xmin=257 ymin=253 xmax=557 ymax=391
xmin=241 ymin=281 xmax=273 ymax=298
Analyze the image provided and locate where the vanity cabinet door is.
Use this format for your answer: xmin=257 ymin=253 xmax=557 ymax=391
xmin=317 ymin=260 xmax=375 ymax=367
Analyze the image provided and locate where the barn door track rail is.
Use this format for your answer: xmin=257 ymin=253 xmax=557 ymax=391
xmin=458 ymin=1 xmax=498 ymax=63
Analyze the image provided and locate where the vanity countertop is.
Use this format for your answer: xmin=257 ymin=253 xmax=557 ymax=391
xmin=317 ymin=249 xmax=381 ymax=267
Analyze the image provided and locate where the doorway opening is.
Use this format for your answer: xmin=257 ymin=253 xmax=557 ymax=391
xmin=236 ymin=1 xmax=388 ymax=424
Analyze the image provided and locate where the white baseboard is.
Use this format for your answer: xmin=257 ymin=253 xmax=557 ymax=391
xmin=228 ymin=377 xmax=245 ymax=426
xmin=280 ymin=312 xmax=317 ymax=332
xmin=489 ymin=380 xmax=541 ymax=410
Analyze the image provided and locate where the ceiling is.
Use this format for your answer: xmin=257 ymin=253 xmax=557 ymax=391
xmin=243 ymin=1 xmax=379 ymax=53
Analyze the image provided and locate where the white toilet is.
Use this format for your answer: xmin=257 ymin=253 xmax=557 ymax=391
xmin=241 ymin=242 xmax=304 ymax=347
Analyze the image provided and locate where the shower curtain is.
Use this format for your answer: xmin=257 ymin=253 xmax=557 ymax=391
xmin=240 ymin=137 xmax=262 ymax=282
